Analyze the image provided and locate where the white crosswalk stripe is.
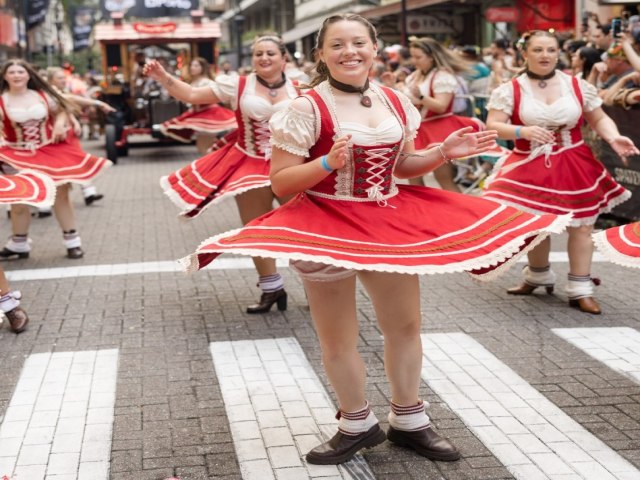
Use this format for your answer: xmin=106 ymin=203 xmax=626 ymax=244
xmin=553 ymin=328 xmax=640 ymax=385
xmin=4 ymin=251 xmax=601 ymax=281
xmin=210 ymin=338 xmax=376 ymax=480
xmin=0 ymin=349 xmax=118 ymax=480
xmin=421 ymin=333 xmax=640 ymax=480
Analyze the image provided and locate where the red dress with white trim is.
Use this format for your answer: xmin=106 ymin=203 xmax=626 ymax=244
xmin=159 ymin=78 xmax=237 ymax=143
xmin=160 ymin=74 xmax=298 ymax=218
xmin=0 ymin=91 xmax=111 ymax=185
xmin=483 ymin=73 xmax=629 ymax=226
xmin=593 ymin=222 xmax=640 ymax=268
xmin=0 ymin=170 xmax=55 ymax=207
xmin=181 ymin=82 xmax=570 ymax=276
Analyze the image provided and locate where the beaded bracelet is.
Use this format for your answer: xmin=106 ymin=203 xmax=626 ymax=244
xmin=320 ymin=155 xmax=333 ymax=172
xmin=436 ymin=144 xmax=451 ymax=163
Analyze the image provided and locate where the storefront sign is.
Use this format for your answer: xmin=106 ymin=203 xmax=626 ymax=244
xmin=485 ymin=7 xmax=520 ymax=24
xmin=133 ymin=22 xmax=177 ymax=34
xmin=406 ymin=14 xmax=463 ymax=35
xmin=101 ymin=0 xmax=196 ymax=18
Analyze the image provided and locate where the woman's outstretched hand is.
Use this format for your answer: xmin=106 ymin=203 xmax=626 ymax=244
xmin=441 ymin=126 xmax=498 ymax=159
xmin=609 ymin=136 xmax=639 ymax=166
xmin=142 ymin=60 xmax=166 ymax=81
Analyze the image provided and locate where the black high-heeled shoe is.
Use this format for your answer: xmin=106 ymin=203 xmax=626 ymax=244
xmin=246 ymin=288 xmax=287 ymax=314
xmin=0 ymin=247 xmax=29 ymax=259
xmin=67 ymin=247 xmax=84 ymax=259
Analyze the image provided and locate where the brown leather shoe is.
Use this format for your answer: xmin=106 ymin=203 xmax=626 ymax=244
xmin=387 ymin=426 xmax=460 ymax=461
xmin=305 ymin=424 xmax=386 ymax=465
xmin=246 ymin=288 xmax=287 ymax=314
xmin=569 ymin=297 xmax=601 ymax=314
xmin=5 ymin=306 xmax=29 ymax=333
xmin=507 ymin=283 xmax=554 ymax=295
xmin=67 ymin=247 xmax=84 ymax=259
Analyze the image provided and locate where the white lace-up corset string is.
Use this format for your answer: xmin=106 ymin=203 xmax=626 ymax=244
xmin=251 ymin=119 xmax=271 ymax=158
xmin=2 ymin=118 xmax=54 ymax=154
xmin=511 ymin=127 xmax=584 ymax=170
xmin=359 ymin=146 xmax=397 ymax=207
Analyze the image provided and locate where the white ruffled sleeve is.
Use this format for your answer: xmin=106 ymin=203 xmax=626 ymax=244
xmin=486 ymin=81 xmax=514 ymax=116
xmin=396 ymin=91 xmax=422 ymax=142
xmin=432 ymin=71 xmax=458 ymax=94
xmin=269 ymin=106 xmax=317 ymax=158
xmin=579 ymin=78 xmax=603 ymax=112
xmin=210 ymin=75 xmax=238 ymax=109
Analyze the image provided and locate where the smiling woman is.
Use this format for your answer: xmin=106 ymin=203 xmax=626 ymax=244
xmin=143 ymin=33 xmax=301 ymax=313
xmin=0 ymin=58 xmax=112 ymax=260
xmin=178 ymin=14 xmax=571 ymax=467
xmin=483 ymin=30 xmax=639 ymax=314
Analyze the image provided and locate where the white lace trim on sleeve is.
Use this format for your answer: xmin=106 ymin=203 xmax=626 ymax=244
xmin=579 ymin=78 xmax=603 ymax=112
xmin=486 ymin=82 xmax=514 ymax=115
xmin=397 ymin=91 xmax=421 ymax=141
xmin=432 ymin=71 xmax=458 ymax=94
xmin=211 ymin=75 xmax=238 ymax=108
xmin=269 ymin=106 xmax=316 ymax=158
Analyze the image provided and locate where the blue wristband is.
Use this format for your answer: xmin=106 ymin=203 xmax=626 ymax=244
xmin=320 ymin=155 xmax=333 ymax=172
xmin=515 ymin=126 xmax=522 ymax=139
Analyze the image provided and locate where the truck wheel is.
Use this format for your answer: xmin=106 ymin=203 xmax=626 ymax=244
xmin=105 ymin=124 xmax=118 ymax=164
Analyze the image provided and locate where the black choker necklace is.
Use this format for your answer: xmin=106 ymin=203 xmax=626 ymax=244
xmin=525 ymin=69 xmax=556 ymax=89
xmin=256 ymin=74 xmax=287 ymax=97
xmin=328 ymin=76 xmax=372 ymax=107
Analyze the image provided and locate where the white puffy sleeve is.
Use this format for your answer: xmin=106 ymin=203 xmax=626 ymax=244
xmin=396 ymin=91 xmax=422 ymax=142
xmin=269 ymin=105 xmax=317 ymax=158
xmin=210 ymin=75 xmax=238 ymax=109
xmin=486 ymin=81 xmax=514 ymax=116
xmin=432 ymin=71 xmax=458 ymax=94
xmin=579 ymin=78 xmax=603 ymax=112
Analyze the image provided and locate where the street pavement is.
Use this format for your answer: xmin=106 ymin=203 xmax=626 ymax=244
xmin=1 ymin=138 xmax=640 ymax=480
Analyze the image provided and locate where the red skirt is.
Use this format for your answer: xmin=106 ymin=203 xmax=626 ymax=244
xmin=160 ymin=140 xmax=271 ymax=218
xmin=0 ymin=170 xmax=56 ymax=207
xmin=483 ymin=143 xmax=630 ymax=226
xmin=181 ymin=185 xmax=570 ymax=280
xmin=593 ymin=222 xmax=640 ymax=269
xmin=159 ymin=105 xmax=237 ymax=143
xmin=0 ymin=134 xmax=111 ymax=185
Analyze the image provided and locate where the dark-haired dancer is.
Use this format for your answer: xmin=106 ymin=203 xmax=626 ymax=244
xmin=158 ymin=57 xmax=237 ymax=154
xmin=0 ymin=59 xmax=112 ymax=259
xmin=179 ymin=14 xmax=569 ymax=464
xmin=483 ymin=31 xmax=638 ymax=314
xmin=144 ymin=35 xmax=299 ymax=313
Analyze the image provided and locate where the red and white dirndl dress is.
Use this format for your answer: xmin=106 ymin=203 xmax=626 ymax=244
xmin=181 ymin=82 xmax=570 ymax=277
xmin=159 ymin=104 xmax=237 ymax=143
xmin=0 ymin=170 xmax=55 ymax=207
xmin=483 ymin=74 xmax=630 ymax=226
xmin=593 ymin=222 xmax=640 ymax=268
xmin=160 ymin=75 xmax=298 ymax=218
xmin=411 ymin=69 xmax=507 ymax=158
xmin=0 ymin=91 xmax=111 ymax=185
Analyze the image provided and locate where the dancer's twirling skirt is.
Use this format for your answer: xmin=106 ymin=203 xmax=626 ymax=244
xmin=593 ymin=222 xmax=640 ymax=269
xmin=0 ymin=170 xmax=56 ymax=207
xmin=159 ymin=105 xmax=237 ymax=143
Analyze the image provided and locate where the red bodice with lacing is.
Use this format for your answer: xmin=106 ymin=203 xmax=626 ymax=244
xmin=0 ymin=90 xmax=111 ymax=185
xmin=160 ymin=76 xmax=299 ymax=218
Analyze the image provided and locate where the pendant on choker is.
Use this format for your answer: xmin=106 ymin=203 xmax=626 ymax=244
xmin=525 ymin=69 xmax=556 ymax=89
xmin=328 ymin=76 xmax=372 ymax=108
xmin=256 ymin=74 xmax=287 ymax=98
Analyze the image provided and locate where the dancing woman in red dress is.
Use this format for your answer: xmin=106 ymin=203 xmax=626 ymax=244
xmin=0 ymin=59 xmax=111 ymax=259
xmin=158 ymin=57 xmax=237 ymax=153
xmin=179 ymin=14 xmax=570 ymax=464
xmin=483 ymin=31 xmax=638 ymax=314
xmin=0 ymin=169 xmax=56 ymax=332
xmin=144 ymin=35 xmax=300 ymax=313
